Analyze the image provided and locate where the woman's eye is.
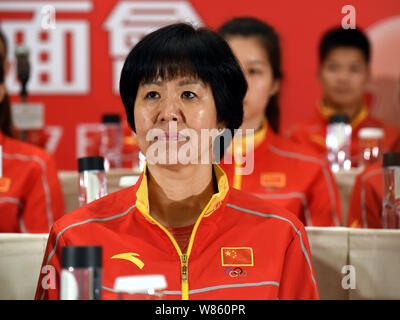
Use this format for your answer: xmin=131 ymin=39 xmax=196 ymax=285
xmin=248 ymin=68 xmax=261 ymax=75
xmin=145 ymin=91 xmax=160 ymax=99
xmin=182 ymin=91 xmax=197 ymax=99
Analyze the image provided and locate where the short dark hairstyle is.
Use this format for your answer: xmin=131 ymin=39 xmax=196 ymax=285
xmin=319 ymin=27 xmax=370 ymax=64
xmin=119 ymin=23 xmax=247 ymax=137
xmin=218 ymin=17 xmax=282 ymax=133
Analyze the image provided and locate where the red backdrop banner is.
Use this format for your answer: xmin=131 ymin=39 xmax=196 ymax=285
xmin=1 ymin=0 xmax=399 ymax=170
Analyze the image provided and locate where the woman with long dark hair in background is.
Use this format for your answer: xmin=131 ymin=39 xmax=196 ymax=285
xmin=0 ymin=30 xmax=65 ymax=233
xmin=218 ymin=17 xmax=342 ymax=227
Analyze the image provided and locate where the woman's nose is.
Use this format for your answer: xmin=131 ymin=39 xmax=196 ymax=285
xmin=157 ymin=98 xmax=183 ymax=123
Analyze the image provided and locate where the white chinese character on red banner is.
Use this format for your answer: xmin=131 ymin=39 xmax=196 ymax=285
xmin=104 ymin=1 xmax=204 ymax=94
xmin=0 ymin=1 xmax=92 ymax=94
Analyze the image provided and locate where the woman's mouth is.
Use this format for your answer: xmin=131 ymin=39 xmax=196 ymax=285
xmin=156 ymin=132 xmax=187 ymax=142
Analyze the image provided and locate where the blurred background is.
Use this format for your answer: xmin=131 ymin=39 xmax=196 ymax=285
xmin=0 ymin=0 xmax=399 ymax=170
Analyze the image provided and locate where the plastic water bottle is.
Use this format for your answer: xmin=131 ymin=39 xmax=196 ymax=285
xmin=60 ymin=246 xmax=102 ymax=300
xmin=78 ymin=156 xmax=107 ymax=206
xmin=326 ymin=114 xmax=352 ymax=172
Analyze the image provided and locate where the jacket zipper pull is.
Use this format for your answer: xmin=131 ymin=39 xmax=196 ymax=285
xmin=181 ymin=254 xmax=188 ymax=282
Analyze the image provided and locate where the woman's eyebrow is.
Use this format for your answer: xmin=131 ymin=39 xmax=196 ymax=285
xmin=247 ymin=59 xmax=267 ymax=65
xmin=178 ymin=79 xmax=205 ymax=87
xmin=142 ymin=79 xmax=163 ymax=86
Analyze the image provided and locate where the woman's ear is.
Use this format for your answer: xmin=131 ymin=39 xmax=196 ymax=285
xmin=270 ymin=79 xmax=280 ymax=96
xmin=0 ymin=84 xmax=5 ymax=104
xmin=217 ymin=122 xmax=226 ymax=133
xmin=5 ymin=60 xmax=11 ymax=77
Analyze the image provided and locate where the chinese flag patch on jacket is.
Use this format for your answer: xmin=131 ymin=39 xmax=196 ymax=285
xmin=221 ymin=247 xmax=254 ymax=266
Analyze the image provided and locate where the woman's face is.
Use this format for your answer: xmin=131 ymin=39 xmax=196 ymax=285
xmin=226 ymin=36 xmax=279 ymax=128
xmin=134 ymin=76 xmax=220 ymax=166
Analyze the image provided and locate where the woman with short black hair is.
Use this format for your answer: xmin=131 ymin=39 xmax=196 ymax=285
xmin=36 ymin=23 xmax=318 ymax=300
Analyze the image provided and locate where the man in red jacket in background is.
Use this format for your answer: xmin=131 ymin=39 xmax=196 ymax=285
xmin=286 ymin=27 xmax=400 ymax=167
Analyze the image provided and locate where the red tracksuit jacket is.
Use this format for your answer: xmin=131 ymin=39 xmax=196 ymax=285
xmin=348 ymin=162 xmax=383 ymax=228
xmin=0 ymin=132 xmax=65 ymax=233
xmin=220 ymin=124 xmax=342 ymax=227
xmin=286 ymin=104 xmax=400 ymax=168
xmin=35 ymin=164 xmax=319 ymax=300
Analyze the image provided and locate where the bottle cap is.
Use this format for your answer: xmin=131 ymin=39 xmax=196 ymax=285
xmin=78 ymin=156 xmax=104 ymax=173
xmin=358 ymin=127 xmax=385 ymax=139
xmin=329 ymin=114 xmax=349 ymax=124
xmin=102 ymin=114 xmax=121 ymax=124
xmin=383 ymin=153 xmax=400 ymax=167
xmin=62 ymin=246 xmax=102 ymax=268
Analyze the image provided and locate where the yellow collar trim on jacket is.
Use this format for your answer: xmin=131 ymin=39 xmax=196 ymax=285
xmin=226 ymin=119 xmax=268 ymax=157
xmin=135 ymin=163 xmax=229 ymax=219
xmin=350 ymin=104 xmax=368 ymax=129
xmin=318 ymin=100 xmax=368 ymax=128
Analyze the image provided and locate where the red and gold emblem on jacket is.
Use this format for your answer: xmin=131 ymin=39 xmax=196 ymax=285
xmin=260 ymin=172 xmax=286 ymax=190
xmin=0 ymin=177 xmax=11 ymax=193
xmin=221 ymin=247 xmax=254 ymax=267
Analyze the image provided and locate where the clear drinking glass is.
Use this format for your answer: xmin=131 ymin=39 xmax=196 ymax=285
xmin=101 ymin=114 xmax=123 ymax=171
xmin=358 ymin=127 xmax=384 ymax=168
xmin=114 ymin=275 xmax=167 ymax=300
xmin=382 ymin=153 xmax=400 ymax=229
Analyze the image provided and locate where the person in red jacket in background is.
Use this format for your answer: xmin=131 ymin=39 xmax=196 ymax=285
xmin=286 ymin=27 xmax=400 ymax=167
xmin=0 ymin=31 xmax=65 ymax=232
xmin=35 ymin=23 xmax=318 ymax=300
xmin=217 ymin=17 xmax=342 ymax=227
xmin=348 ymin=161 xmax=382 ymax=228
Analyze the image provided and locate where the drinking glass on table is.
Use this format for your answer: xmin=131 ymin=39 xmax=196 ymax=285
xmin=358 ymin=127 xmax=384 ymax=168
xmin=114 ymin=275 xmax=167 ymax=300
xmin=382 ymin=153 xmax=400 ymax=229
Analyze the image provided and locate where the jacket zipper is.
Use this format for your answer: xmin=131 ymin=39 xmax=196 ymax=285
xmin=181 ymin=253 xmax=189 ymax=299
xmin=181 ymin=254 xmax=188 ymax=282
xmin=137 ymin=189 xmax=221 ymax=299
xmin=138 ymin=211 xmax=192 ymax=299
xmin=135 ymin=164 xmax=226 ymax=300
